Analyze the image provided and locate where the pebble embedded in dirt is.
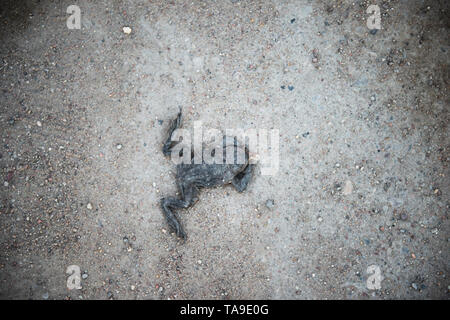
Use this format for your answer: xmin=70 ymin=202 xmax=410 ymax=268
xmin=265 ymin=199 xmax=275 ymax=209
xmin=342 ymin=180 xmax=353 ymax=195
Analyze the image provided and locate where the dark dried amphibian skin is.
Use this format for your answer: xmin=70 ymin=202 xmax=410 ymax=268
xmin=161 ymin=110 xmax=254 ymax=240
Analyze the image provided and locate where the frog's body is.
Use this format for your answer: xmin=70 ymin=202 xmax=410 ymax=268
xmin=161 ymin=111 xmax=254 ymax=240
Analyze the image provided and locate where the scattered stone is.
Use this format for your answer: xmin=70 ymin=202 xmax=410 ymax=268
xmin=288 ymin=85 xmax=294 ymax=91
xmin=158 ymin=119 xmax=163 ymax=125
xmin=400 ymin=212 xmax=408 ymax=221
xmin=265 ymin=199 xmax=275 ymax=209
xmin=36 ymin=121 xmax=42 ymax=127
xmin=369 ymin=29 xmax=378 ymax=35
xmin=42 ymin=292 xmax=49 ymax=299
xmin=281 ymin=85 xmax=286 ymax=90
xmin=4 ymin=181 xmax=9 ymax=187
xmin=302 ymin=132 xmax=310 ymax=138
xmin=290 ymin=18 xmax=296 ymax=24
xmin=343 ymin=180 xmax=353 ymax=195
xmin=116 ymin=144 xmax=123 ymax=150
xmin=123 ymin=26 xmax=132 ymax=34
xmin=312 ymin=49 xmax=319 ymax=63
xmin=411 ymin=283 xmax=418 ymax=290
xmin=86 ymin=203 xmax=93 ymax=210
xmin=82 ymin=273 xmax=88 ymax=279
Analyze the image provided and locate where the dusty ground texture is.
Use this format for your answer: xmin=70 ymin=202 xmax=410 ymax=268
xmin=0 ymin=0 xmax=448 ymax=299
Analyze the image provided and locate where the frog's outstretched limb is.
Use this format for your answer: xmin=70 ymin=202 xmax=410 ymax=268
xmin=160 ymin=183 xmax=199 ymax=240
xmin=162 ymin=108 xmax=182 ymax=156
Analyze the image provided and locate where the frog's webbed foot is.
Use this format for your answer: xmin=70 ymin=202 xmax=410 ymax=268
xmin=232 ymin=164 xmax=254 ymax=192
xmin=162 ymin=108 xmax=182 ymax=156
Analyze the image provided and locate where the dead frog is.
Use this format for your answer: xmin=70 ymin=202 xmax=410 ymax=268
xmin=160 ymin=110 xmax=254 ymax=240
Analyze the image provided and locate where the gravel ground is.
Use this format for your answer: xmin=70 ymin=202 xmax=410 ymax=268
xmin=0 ymin=0 xmax=448 ymax=299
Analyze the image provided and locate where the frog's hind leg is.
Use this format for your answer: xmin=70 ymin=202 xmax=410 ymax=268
xmin=160 ymin=184 xmax=199 ymax=240
xmin=160 ymin=197 xmax=188 ymax=240
xmin=232 ymin=164 xmax=254 ymax=192
xmin=162 ymin=109 xmax=182 ymax=156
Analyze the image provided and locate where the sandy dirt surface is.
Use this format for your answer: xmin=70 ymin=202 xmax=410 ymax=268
xmin=0 ymin=0 xmax=448 ymax=299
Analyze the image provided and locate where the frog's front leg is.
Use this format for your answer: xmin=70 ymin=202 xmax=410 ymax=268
xmin=232 ymin=164 xmax=254 ymax=192
xmin=162 ymin=109 xmax=182 ymax=156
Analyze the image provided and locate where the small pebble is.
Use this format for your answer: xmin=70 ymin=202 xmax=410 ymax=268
xmin=87 ymin=203 xmax=93 ymax=210
xmin=265 ymin=199 xmax=275 ymax=209
xmin=116 ymin=144 xmax=123 ymax=150
xmin=123 ymin=26 xmax=132 ymax=34
xmin=369 ymin=29 xmax=378 ymax=35
xmin=343 ymin=180 xmax=353 ymax=195
xmin=82 ymin=273 xmax=88 ymax=279
xmin=42 ymin=292 xmax=49 ymax=300
xmin=36 ymin=121 xmax=42 ymax=127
